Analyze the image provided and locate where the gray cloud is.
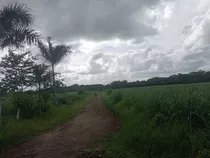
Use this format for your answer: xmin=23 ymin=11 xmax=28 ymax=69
xmin=88 ymin=53 xmax=109 ymax=74
xmin=117 ymin=48 xmax=173 ymax=73
xmin=177 ymin=59 xmax=207 ymax=73
xmin=0 ymin=0 xmax=163 ymax=42
xmin=183 ymin=46 xmax=210 ymax=61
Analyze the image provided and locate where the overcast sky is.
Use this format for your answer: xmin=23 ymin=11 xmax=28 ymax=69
xmin=1 ymin=0 xmax=210 ymax=85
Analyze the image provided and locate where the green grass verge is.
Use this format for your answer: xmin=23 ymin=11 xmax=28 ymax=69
xmin=0 ymin=97 xmax=88 ymax=148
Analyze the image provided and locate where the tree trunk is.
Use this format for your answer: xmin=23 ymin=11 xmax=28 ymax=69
xmin=38 ymin=83 xmax=42 ymax=116
xmin=16 ymin=108 xmax=20 ymax=120
xmin=0 ymin=103 xmax=2 ymax=128
xmin=51 ymin=64 xmax=57 ymax=105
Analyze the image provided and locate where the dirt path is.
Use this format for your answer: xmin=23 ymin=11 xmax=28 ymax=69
xmin=2 ymin=94 xmax=118 ymax=158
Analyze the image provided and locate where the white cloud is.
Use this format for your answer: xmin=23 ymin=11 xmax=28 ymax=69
xmin=182 ymin=10 xmax=210 ymax=51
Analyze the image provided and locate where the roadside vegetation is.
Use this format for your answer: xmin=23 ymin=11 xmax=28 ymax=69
xmin=103 ymin=83 xmax=210 ymax=158
xmin=0 ymin=92 xmax=87 ymax=148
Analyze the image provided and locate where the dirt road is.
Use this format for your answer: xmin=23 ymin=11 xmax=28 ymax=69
xmin=2 ymin=94 xmax=118 ymax=158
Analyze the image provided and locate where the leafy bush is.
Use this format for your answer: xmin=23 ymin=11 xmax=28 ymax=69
xmin=13 ymin=92 xmax=35 ymax=119
xmin=38 ymin=92 xmax=51 ymax=114
xmin=12 ymin=92 xmax=50 ymax=119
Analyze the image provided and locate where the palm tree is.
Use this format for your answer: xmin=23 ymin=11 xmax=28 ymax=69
xmin=38 ymin=37 xmax=72 ymax=104
xmin=0 ymin=2 xmax=39 ymax=48
xmin=33 ymin=64 xmax=49 ymax=93
xmin=33 ymin=64 xmax=49 ymax=115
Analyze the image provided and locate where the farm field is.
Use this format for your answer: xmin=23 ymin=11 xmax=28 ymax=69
xmin=103 ymin=82 xmax=210 ymax=158
xmin=115 ymin=82 xmax=210 ymax=97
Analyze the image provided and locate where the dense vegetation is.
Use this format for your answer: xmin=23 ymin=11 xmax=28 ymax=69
xmin=103 ymin=83 xmax=210 ymax=158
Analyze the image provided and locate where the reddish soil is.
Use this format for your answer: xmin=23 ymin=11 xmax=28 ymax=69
xmin=1 ymin=94 xmax=118 ymax=158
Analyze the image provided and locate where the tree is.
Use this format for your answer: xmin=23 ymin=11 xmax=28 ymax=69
xmin=38 ymin=37 xmax=72 ymax=104
xmin=32 ymin=64 xmax=50 ymax=115
xmin=0 ymin=50 xmax=35 ymax=119
xmin=55 ymin=80 xmax=66 ymax=89
xmin=32 ymin=64 xmax=49 ymax=93
xmin=43 ymin=71 xmax=53 ymax=90
xmin=33 ymin=64 xmax=49 ymax=90
xmin=0 ymin=2 xmax=39 ymax=48
xmin=0 ymin=50 xmax=35 ymax=92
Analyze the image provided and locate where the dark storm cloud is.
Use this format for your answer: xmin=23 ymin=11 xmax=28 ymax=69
xmin=0 ymin=0 xmax=162 ymax=42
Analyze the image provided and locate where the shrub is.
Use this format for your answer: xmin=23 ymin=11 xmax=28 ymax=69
xmin=39 ymin=92 xmax=51 ymax=114
xmin=12 ymin=92 xmax=50 ymax=119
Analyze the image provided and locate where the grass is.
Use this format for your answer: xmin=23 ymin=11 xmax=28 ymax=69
xmin=0 ymin=94 xmax=89 ymax=148
xmin=103 ymin=83 xmax=210 ymax=158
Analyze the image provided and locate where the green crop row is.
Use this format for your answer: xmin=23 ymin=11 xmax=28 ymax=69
xmin=103 ymin=83 xmax=210 ymax=158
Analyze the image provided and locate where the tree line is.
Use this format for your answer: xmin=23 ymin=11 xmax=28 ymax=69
xmin=107 ymin=70 xmax=210 ymax=89
xmin=57 ymin=70 xmax=210 ymax=92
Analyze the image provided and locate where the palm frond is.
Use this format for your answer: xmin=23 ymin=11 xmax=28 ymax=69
xmin=52 ymin=45 xmax=72 ymax=65
xmin=38 ymin=41 xmax=51 ymax=63
xmin=0 ymin=27 xmax=40 ymax=48
xmin=0 ymin=2 xmax=33 ymax=29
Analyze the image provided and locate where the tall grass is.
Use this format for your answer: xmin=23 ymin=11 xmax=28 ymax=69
xmin=103 ymin=83 xmax=210 ymax=158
